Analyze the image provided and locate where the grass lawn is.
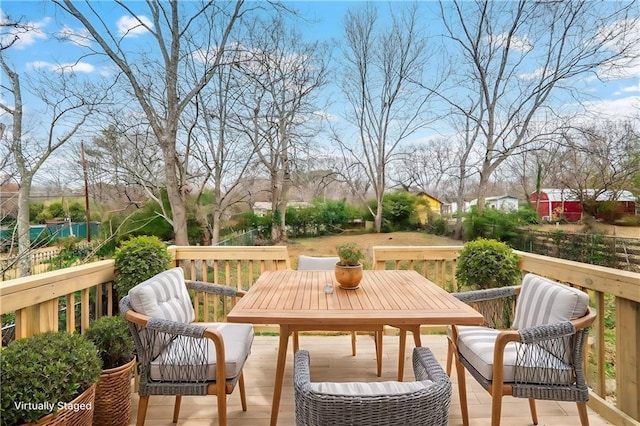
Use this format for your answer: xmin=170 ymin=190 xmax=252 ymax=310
xmin=285 ymin=231 xmax=461 ymax=269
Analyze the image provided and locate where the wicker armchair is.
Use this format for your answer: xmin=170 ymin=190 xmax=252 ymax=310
xmin=294 ymin=347 xmax=451 ymax=426
xmin=295 ymin=255 xmax=384 ymax=376
xmin=448 ymin=273 xmax=596 ymax=426
xmin=119 ymin=267 xmax=254 ymax=426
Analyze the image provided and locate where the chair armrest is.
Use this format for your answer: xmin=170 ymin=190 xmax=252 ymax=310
xmin=517 ymin=321 xmax=576 ymax=343
xmin=412 ymin=347 xmax=450 ymax=387
xmin=451 ymin=285 xmax=519 ymax=303
xmin=146 ymin=317 xmax=218 ymax=338
xmin=185 ymin=279 xmax=246 ymax=297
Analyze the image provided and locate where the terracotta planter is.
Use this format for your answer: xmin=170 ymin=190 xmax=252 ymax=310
xmin=335 ymin=264 xmax=363 ymax=289
xmin=93 ymin=357 xmax=135 ymax=426
xmin=23 ymin=384 xmax=96 ymax=426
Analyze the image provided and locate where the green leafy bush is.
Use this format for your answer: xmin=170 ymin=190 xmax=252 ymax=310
xmin=456 ymin=238 xmax=521 ymax=290
xmin=0 ymin=331 xmax=101 ymax=425
xmin=85 ymin=316 xmax=134 ymax=370
xmin=114 ymin=235 xmax=172 ymax=297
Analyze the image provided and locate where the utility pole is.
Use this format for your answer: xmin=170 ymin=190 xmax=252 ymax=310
xmin=80 ymin=142 xmax=91 ymax=242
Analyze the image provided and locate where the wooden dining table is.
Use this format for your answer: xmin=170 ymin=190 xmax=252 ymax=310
xmin=227 ymin=269 xmax=484 ymax=426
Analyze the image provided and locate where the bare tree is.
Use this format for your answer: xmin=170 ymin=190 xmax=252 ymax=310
xmin=235 ymin=16 xmax=329 ymax=242
xmin=334 ymin=3 xmax=435 ymax=232
xmin=0 ymin=52 xmax=103 ymax=276
xmin=434 ymin=0 xmax=640 ymax=213
xmin=187 ymin=53 xmax=260 ymax=244
xmin=557 ymin=120 xmax=640 ymax=217
xmin=54 ymin=0 xmax=248 ymax=245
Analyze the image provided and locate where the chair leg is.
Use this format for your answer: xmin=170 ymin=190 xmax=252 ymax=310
xmin=173 ymin=395 xmax=182 ymax=423
xmin=528 ymin=398 xmax=538 ymax=425
xmin=490 ymin=388 xmax=503 ymax=426
xmin=455 ymin=358 xmax=470 ymax=426
xmin=239 ymin=372 xmax=247 ymax=411
xmin=577 ymin=401 xmax=590 ymax=426
xmin=446 ymin=338 xmax=454 ymax=377
xmin=217 ymin=391 xmax=227 ymax=426
xmin=136 ymin=395 xmax=149 ymax=426
xmin=351 ymin=331 xmax=357 ymax=356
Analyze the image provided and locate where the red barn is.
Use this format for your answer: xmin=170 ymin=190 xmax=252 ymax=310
xmin=531 ymin=188 xmax=637 ymax=222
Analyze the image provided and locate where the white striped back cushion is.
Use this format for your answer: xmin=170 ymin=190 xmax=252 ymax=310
xmin=310 ymin=380 xmax=431 ymax=396
xmin=512 ymin=273 xmax=588 ymax=330
xmin=129 ymin=267 xmax=195 ymax=323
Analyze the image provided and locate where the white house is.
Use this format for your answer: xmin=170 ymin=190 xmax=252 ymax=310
xmin=469 ymin=195 xmax=519 ymax=211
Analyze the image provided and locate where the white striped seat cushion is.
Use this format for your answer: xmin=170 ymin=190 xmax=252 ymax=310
xmin=512 ymin=273 xmax=589 ymax=330
xmin=150 ymin=322 xmax=254 ymax=381
xmin=310 ymin=380 xmax=432 ymax=396
xmin=129 ymin=267 xmax=195 ymax=323
xmin=456 ymin=325 xmax=573 ymax=384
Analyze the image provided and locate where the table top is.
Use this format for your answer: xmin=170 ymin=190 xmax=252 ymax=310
xmin=227 ymin=269 xmax=483 ymax=327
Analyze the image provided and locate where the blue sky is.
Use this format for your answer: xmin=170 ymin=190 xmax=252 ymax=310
xmin=1 ymin=1 xmax=639 ymax=136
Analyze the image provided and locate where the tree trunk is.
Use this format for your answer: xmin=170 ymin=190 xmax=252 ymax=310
xmin=374 ymin=196 xmax=383 ymax=233
xmin=17 ymin=179 xmax=32 ymax=277
xmin=159 ymin=130 xmax=188 ymax=245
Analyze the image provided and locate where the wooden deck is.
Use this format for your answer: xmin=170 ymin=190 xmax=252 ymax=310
xmin=129 ymin=334 xmax=610 ymax=425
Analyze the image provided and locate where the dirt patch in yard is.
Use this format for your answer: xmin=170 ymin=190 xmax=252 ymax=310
xmin=284 ymin=231 xmax=461 ymax=267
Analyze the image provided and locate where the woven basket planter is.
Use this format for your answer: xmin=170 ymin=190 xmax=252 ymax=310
xmin=23 ymin=384 xmax=96 ymax=426
xmin=93 ymin=357 xmax=135 ymax=426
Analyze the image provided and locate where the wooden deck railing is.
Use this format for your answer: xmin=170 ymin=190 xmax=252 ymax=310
xmin=1 ymin=245 xmax=637 ymax=425
xmin=0 ymin=259 xmax=115 ymax=342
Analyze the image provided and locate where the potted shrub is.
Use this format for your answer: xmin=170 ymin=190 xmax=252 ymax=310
xmin=85 ymin=316 xmax=136 ymax=426
xmin=0 ymin=331 xmax=101 ymax=426
xmin=335 ymin=242 xmax=364 ymax=289
xmin=114 ymin=235 xmax=172 ymax=297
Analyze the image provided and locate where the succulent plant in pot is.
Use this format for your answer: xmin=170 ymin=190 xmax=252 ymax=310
xmin=85 ymin=316 xmax=136 ymax=426
xmin=336 ymin=242 xmax=364 ymax=266
xmin=334 ymin=242 xmax=364 ymax=289
xmin=0 ymin=331 xmax=102 ymax=426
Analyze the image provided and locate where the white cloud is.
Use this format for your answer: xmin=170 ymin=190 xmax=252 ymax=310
xmin=518 ymin=67 xmax=555 ymax=81
xmin=583 ymin=96 xmax=640 ymax=121
xmin=117 ymin=15 xmax=153 ymax=38
xmin=488 ymin=33 xmax=533 ymax=52
xmin=59 ymin=25 xmax=92 ymax=48
xmin=620 ymin=84 xmax=640 ymax=93
xmin=595 ymin=18 xmax=640 ymax=80
xmin=614 ymin=83 xmax=640 ymax=95
xmin=0 ymin=13 xmax=49 ymax=50
xmin=29 ymin=60 xmax=95 ymax=74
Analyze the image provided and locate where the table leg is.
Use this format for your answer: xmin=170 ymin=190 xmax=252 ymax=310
xmin=270 ymin=324 xmax=290 ymax=426
xmin=397 ymin=325 xmax=422 ymax=381
xmin=398 ymin=328 xmax=407 ymax=381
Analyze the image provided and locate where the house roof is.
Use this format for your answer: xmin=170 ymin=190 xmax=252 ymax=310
xmin=414 ymin=191 xmax=444 ymax=204
xmin=537 ymin=188 xmax=637 ymax=203
xmin=469 ymin=195 xmax=519 ymax=205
